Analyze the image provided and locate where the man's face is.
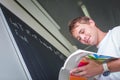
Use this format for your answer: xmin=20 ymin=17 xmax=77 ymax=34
xmin=72 ymin=22 xmax=98 ymax=46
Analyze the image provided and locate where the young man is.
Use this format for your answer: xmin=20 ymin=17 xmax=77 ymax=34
xmin=68 ymin=16 xmax=120 ymax=80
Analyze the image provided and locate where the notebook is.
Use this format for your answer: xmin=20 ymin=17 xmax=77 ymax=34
xmin=58 ymin=49 xmax=117 ymax=80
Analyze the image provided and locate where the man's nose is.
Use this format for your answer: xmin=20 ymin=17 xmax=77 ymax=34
xmin=80 ymin=34 xmax=86 ymax=40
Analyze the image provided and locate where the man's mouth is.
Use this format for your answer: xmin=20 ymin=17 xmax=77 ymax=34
xmin=86 ymin=37 xmax=90 ymax=44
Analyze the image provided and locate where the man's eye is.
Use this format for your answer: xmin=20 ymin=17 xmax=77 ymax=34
xmin=79 ymin=29 xmax=84 ymax=34
xmin=77 ymin=37 xmax=81 ymax=41
xmin=80 ymin=30 xmax=84 ymax=34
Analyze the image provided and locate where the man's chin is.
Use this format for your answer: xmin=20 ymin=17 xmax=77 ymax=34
xmin=85 ymin=43 xmax=94 ymax=46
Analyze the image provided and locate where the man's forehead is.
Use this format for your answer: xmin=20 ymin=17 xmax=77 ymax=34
xmin=74 ymin=23 xmax=85 ymax=30
xmin=71 ymin=27 xmax=80 ymax=35
xmin=74 ymin=22 xmax=81 ymax=27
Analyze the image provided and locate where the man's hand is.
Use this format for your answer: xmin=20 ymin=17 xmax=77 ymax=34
xmin=70 ymin=59 xmax=103 ymax=78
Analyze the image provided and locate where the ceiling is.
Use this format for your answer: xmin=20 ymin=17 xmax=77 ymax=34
xmin=37 ymin=0 xmax=120 ymax=52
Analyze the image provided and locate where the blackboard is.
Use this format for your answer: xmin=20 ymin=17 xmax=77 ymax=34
xmin=0 ymin=4 xmax=66 ymax=80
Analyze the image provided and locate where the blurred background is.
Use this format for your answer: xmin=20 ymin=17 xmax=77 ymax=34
xmin=37 ymin=0 xmax=120 ymax=52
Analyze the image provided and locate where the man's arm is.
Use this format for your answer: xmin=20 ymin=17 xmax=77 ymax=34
xmin=70 ymin=58 xmax=120 ymax=78
xmin=108 ymin=58 xmax=120 ymax=72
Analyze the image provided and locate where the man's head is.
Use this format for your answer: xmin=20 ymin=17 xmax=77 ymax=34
xmin=68 ymin=16 xmax=103 ymax=46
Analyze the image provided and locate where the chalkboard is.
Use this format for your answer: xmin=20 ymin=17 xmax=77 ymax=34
xmin=0 ymin=4 xmax=66 ymax=80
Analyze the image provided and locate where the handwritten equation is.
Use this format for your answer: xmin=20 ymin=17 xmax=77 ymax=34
xmin=9 ymin=18 xmax=66 ymax=61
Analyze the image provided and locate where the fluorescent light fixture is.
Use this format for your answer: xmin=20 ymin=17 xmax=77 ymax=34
xmin=78 ymin=0 xmax=91 ymax=18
